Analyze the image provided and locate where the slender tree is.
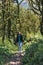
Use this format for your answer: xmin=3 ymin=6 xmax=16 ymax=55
xmin=2 ymin=0 xmax=6 ymax=42
xmin=14 ymin=0 xmax=24 ymax=31
xmin=7 ymin=0 xmax=11 ymax=39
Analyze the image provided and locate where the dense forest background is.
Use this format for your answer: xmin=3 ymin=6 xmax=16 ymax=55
xmin=0 ymin=0 xmax=42 ymax=42
xmin=0 ymin=0 xmax=43 ymax=65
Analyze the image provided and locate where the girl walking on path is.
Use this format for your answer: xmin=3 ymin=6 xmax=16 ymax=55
xmin=16 ymin=32 xmax=23 ymax=52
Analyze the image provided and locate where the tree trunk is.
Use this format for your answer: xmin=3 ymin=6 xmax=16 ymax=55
xmin=40 ymin=0 xmax=43 ymax=35
xmin=2 ymin=0 xmax=6 ymax=42
xmin=8 ymin=18 xmax=11 ymax=39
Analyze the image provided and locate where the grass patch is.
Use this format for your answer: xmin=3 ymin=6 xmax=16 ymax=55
xmin=22 ymin=38 xmax=43 ymax=65
xmin=0 ymin=37 xmax=18 ymax=65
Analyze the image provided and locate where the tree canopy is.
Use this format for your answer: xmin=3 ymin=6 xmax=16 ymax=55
xmin=0 ymin=0 xmax=41 ymax=43
xmin=28 ymin=0 xmax=43 ymax=35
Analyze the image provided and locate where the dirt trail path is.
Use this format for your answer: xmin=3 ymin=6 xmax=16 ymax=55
xmin=5 ymin=51 xmax=25 ymax=65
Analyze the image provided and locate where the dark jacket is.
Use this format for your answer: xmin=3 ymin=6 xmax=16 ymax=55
xmin=16 ymin=34 xmax=23 ymax=43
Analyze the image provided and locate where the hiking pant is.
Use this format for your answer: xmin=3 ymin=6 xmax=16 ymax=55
xmin=18 ymin=42 xmax=22 ymax=51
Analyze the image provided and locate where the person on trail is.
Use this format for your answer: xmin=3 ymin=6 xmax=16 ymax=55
xmin=16 ymin=32 xmax=23 ymax=52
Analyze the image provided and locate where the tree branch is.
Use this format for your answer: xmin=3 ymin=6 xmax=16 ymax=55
xmin=31 ymin=8 xmax=41 ymax=16
xmin=19 ymin=0 xmax=24 ymax=5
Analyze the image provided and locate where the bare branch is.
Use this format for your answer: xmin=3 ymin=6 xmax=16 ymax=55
xmin=19 ymin=0 xmax=24 ymax=5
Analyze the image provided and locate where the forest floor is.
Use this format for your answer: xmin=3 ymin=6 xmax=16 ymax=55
xmin=5 ymin=51 xmax=25 ymax=65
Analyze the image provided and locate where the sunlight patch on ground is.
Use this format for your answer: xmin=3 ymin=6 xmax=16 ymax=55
xmin=10 ymin=61 xmax=21 ymax=65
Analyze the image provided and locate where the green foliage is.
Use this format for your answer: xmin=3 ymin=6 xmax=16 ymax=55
xmin=28 ymin=0 xmax=43 ymax=35
xmin=0 ymin=0 xmax=40 ymax=43
xmin=22 ymin=38 xmax=43 ymax=65
xmin=0 ymin=37 xmax=18 ymax=65
xmin=0 ymin=0 xmax=42 ymax=65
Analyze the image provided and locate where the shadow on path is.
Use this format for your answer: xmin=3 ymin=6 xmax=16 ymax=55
xmin=5 ymin=51 xmax=25 ymax=65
